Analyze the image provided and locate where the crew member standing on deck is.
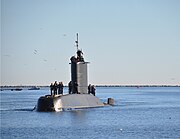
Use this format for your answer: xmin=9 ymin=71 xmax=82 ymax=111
xmin=88 ymin=84 xmax=91 ymax=94
xmin=50 ymin=83 xmax=54 ymax=95
xmin=68 ymin=81 xmax=73 ymax=94
xmin=60 ymin=82 xmax=64 ymax=94
xmin=54 ymin=81 xmax=58 ymax=95
xmin=73 ymin=82 xmax=78 ymax=94
xmin=58 ymin=82 xmax=64 ymax=95
xmin=91 ymin=85 xmax=96 ymax=96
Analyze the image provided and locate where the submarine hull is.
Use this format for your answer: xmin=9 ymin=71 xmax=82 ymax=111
xmin=36 ymin=94 xmax=104 ymax=111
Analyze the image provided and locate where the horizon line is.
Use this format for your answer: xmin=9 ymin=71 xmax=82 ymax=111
xmin=1 ymin=84 xmax=180 ymax=87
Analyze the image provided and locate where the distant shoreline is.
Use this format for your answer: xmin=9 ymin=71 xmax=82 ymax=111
xmin=1 ymin=85 xmax=180 ymax=88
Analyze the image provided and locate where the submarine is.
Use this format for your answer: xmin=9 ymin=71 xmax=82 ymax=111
xmin=36 ymin=33 xmax=114 ymax=111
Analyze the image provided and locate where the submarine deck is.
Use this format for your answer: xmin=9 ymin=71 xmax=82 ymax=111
xmin=37 ymin=93 xmax=105 ymax=111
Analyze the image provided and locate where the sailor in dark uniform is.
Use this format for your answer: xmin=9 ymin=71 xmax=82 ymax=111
xmin=76 ymin=50 xmax=84 ymax=62
xmin=88 ymin=84 xmax=91 ymax=94
xmin=68 ymin=81 xmax=73 ymax=94
xmin=58 ymin=82 xmax=64 ymax=95
xmin=50 ymin=83 xmax=54 ymax=95
xmin=91 ymin=85 xmax=96 ymax=96
xmin=53 ymin=81 xmax=58 ymax=95
xmin=73 ymin=82 xmax=78 ymax=94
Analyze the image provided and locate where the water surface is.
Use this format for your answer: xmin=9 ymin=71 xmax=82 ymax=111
xmin=1 ymin=87 xmax=180 ymax=139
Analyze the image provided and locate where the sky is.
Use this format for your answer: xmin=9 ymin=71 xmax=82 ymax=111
xmin=1 ymin=0 xmax=180 ymax=86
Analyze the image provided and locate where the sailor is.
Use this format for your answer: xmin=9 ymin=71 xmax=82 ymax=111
xmin=73 ymin=82 xmax=78 ymax=94
xmin=77 ymin=50 xmax=83 ymax=57
xmin=76 ymin=50 xmax=84 ymax=62
xmin=91 ymin=85 xmax=96 ymax=96
xmin=58 ymin=82 xmax=64 ymax=95
xmin=61 ymin=82 xmax=64 ymax=94
xmin=53 ymin=81 xmax=58 ymax=95
xmin=88 ymin=84 xmax=91 ymax=94
xmin=50 ymin=83 xmax=54 ymax=95
xmin=68 ymin=81 xmax=73 ymax=94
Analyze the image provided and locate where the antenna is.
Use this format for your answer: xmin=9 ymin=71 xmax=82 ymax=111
xmin=75 ymin=33 xmax=79 ymax=51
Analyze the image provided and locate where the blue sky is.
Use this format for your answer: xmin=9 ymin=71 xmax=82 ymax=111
xmin=1 ymin=0 xmax=180 ymax=86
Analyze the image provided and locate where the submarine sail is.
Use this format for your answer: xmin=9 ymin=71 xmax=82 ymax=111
xmin=70 ymin=33 xmax=89 ymax=94
xmin=77 ymin=62 xmax=88 ymax=93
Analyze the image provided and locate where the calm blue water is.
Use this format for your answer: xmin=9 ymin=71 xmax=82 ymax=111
xmin=1 ymin=87 xmax=180 ymax=139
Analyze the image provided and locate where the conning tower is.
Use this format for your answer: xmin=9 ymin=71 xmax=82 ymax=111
xmin=70 ymin=33 xmax=89 ymax=94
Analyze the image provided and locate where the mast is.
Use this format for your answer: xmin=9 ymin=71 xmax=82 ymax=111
xmin=75 ymin=33 xmax=79 ymax=51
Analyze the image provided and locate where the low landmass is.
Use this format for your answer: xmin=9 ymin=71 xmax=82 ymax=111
xmin=1 ymin=84 xmax=180 ymax=89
